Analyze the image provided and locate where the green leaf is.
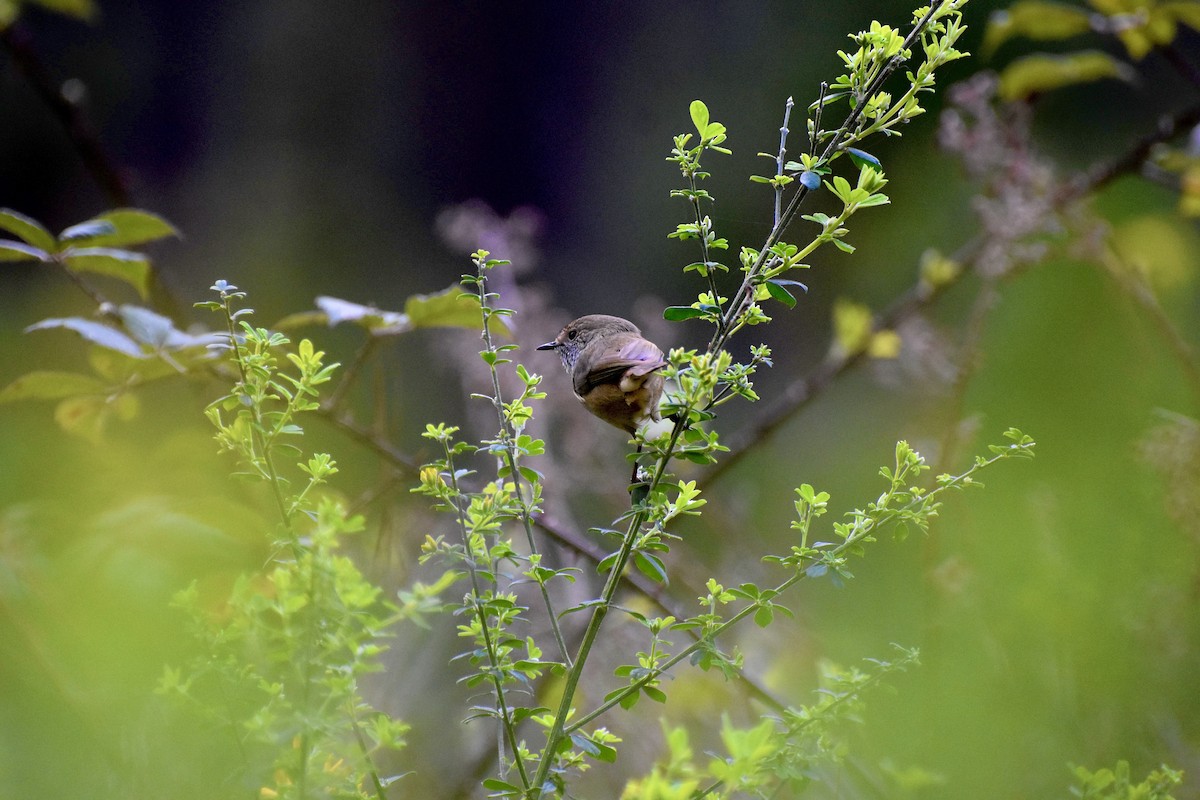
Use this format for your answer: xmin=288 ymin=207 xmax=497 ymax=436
xmin=998 ymin=51 xmax=1134 ymax=101
xmin=407 ymin=284 xmax=508 ymax=334
xmin=663 ymin=305 xmax=710 ymax=322
xmin=633 ymin=552 xmax=668 ymax=584
xmin=754 ymin=604 xmax=774 ymax=628
xmin=26 ymin=317 xmax=145 ymax=357
xmin=0 ymin=370 xmax=107 ymax=402
xmin=764 ymin=279 xmax=798 ymax=309
xmin=0 ymin=208 xmax=56 ymax=252
xmin=982 ymin=0 xmax=1091 ymax=55
xmin=856 ymin=192 xmax=891 ymax=208
xmin=0 ymin=240 xmax=49 ymax=262
xmin=481 ymin=778 xmax=521 ymax=793
xmin=117 ymin=304 xmax=220 ymax=350
xmin=689 ymin=99 xmax=710 ymax=134
xmin=89 ymin=209 xmax=180 ymax=247
xmin=643 ymin=685 xmax=667 ymax=703
xmin=59 ymin=220 xmax=117 ymax=243
xmin=315 ymin=296 xmax=408 ymax=331
xmin=846 ymin=147 xmax=882 ymax=171
xmin=62 ymin=247 xmax=151 ymax=298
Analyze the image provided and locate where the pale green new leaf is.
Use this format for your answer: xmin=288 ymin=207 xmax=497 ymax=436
xmin=998 ymin=51 xmax=1133 ymax=101
xmin=0 ymin=208 xmax=56 ymax=252
xmin=62 ymin=247 xmax=152 ymax=298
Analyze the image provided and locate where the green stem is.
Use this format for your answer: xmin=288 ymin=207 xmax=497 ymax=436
xmin=473 ymin=263 xmax=573 ymax=666
xmin=566 ymin=443 xmax=1026 ymax=730
xmin=220 ymin=297 xmax=293 ymax=535
xmin=529 ymin=419 xmax=689 ymax=796
xmin=445 ymin=441 xmax=532 ymax=793
xmin=686 ymin=169 xmax=725 ymax=336
xmin=709 ymin=0 xmax=944 ymax=357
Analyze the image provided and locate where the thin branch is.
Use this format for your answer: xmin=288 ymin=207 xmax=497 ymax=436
xmin=774 ymin=96 xmax=795 ymax=226
xmin=709 ymin=1 xmax=944 ymax=357
xmin=708 ymin=101 xmax=1200 ymax=485
xmin=1 ymin=23 xmax=131 ymax=207
xmin=1058 ymin=103 xmax=1200 ymax=203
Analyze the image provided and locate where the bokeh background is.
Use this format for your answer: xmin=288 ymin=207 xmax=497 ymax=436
xmin=3 ymin=0 xmax=1200 ymax=797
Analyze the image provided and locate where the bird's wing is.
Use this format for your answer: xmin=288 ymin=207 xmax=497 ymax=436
xmin=576 ymin=337 xmax=667 ymax=395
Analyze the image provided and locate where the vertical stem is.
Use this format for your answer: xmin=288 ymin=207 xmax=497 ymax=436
xmin=530 ymin=418 xmax=688 ymax=796
xmin=708 ymin=1 xmax=944 ymax=357
xmin=445 ymin=442 xmax=532 ymax=792
xmin=774 ymin=97 xmax=795 ymax=227
xmin=473 ymin=262 xmax=573 ymax=665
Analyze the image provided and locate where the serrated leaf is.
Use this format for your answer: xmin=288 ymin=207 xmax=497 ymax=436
xmin=89 ymin=209 xmax=180 ymax=247
xmin=0 ymin=240 xmax=49 ymax=262
xmin=62 ymin=247 xmax=151 ymax=298
xmin=26 ymin=317 xmax=145 ymax=357
xmin=0 ymin=371 xmax=107 ymax=402
xmin=997 ymin=51 xmax=1133 ymax=101
xmin=0 ymin=208 xmax=56 ymax=252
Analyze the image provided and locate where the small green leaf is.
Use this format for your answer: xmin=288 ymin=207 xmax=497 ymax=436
xmin=0 ymin=240 xmax=49 ymax=262
xmin=982 ymin=0 xmax=1092 ymax=55
xmin=26 ymin=317 xmax=145 ymax=357
xmin=0 ymin=208 xmax=56 ymax=252
xmin=62 ymin=247 xmax=151 ymax=298
xmin=89 ymin=209 xmax=180 ymax=247
xmin=481 ymin=778 xmax=521 ymax=793
xmin=315 ymin=296 xmax=408 ymax=331
xmin=59 ymin=220 xmax=117 ymax=243
xmin=643 ymin=685 xmax=667 ymax=703
xmin=846 ymin=147 xmax=882 ymax=171
xmin=764 ymin=280 xmax=797 ymax=309
xmin=754 ymin=604 xmax=774 ymax=628
xmin=407 ymin=284 xmax=509 ymax=334
xmin=0 ymin=371 xmax=107 ymax=402
xmin=997 ymin=51 xmax=1133 ymax=101
xmin=633 ymin=552 xmax=667 ymax=584
xmin=689 ymin=99 xmax=710 ymax=134
xmin=663 ymin=306 xmax=710 ymax=322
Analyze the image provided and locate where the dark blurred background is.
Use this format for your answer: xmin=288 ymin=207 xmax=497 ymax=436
xmin=4 ymin=1 xmax=1200 ymax=798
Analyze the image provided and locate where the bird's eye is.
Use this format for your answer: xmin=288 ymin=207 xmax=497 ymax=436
xmin=567 ymin=330 xmax=578 ymax=340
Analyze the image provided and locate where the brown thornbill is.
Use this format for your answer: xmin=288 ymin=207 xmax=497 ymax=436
xmin=537 ymin=315 xmax=668 ymax=435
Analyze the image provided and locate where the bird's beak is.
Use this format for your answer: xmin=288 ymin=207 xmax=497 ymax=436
xmin=536 ymin=341 xmax=558 ymax=351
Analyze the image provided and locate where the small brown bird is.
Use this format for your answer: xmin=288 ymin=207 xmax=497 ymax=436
xmin=537 ymin=314 xmax=668 ymax=435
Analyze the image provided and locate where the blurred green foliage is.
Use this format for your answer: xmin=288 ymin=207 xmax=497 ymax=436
xmin=2 ymin=0 xmax=1200 ymax=798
